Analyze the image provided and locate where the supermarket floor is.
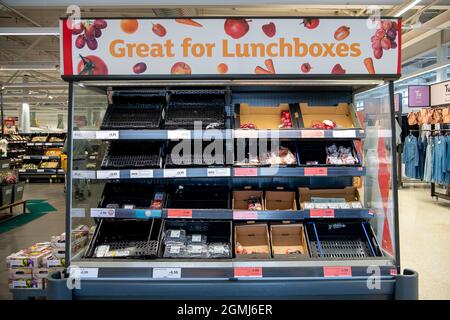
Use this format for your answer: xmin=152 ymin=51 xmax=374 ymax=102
xmin=0 ymin=183 xmax=449 ymax=300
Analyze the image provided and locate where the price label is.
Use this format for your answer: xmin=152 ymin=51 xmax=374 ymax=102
xmin=95 ymin=130 xmax=119 ymax=140
xmin=41 ymin=156 xmax=49 ymax=160
xmin=37 ymin=169 xmax=45 ymax=173
xmin=97 ymin=170 xmax=120 ymax=179
xmin=71 ymin=208 xmax=86 ymax=218
xmin=234 ymin=129 xmax=258 ymax=139
xmin=234 ymin=168 xmax=258 ymax=177
xmin=168 ymin=209 xmax=192 ymax=218
xmin=18 ymin=169 xmax=25 ymax=173
xmin=390 ymin=268 xmax=398 ymax=276
xmin=34 ymin=143 xmax=43 ymax=146
xmin=233 ymin=211 xmax=258 ymax=220
xmin=70 ymin=267 xmax=99 ymax=279
xmin=72 ymin=170 xmax=96 ymax=179
xmin=44 ymin=143 xmax=52 ymax=146
xmin=91 ymin=208 xmax=116 ymax=218
xmin=22 ymin=156 xmax=30 ymax=159
xmin=163 ymin=169 xmax=187 ymax=178
xmin=304 ymin=167 xmax=328 ymax=176
xmin=153 ymin=267 xmax=181 ymax=279
xmin=73 ymin=131 xmax=96 ymax=139
xmin=310 ymin=209 xmax=335 ymax=218
xmin=323 ymin=266 xmax=352 ymax=277
xmin=168 ymin=130 xmax=191 ymax=140
xmin=301 ymin=130 xmax=324 ymax=138
xmin=207 ymin=168 xmax=230 ymax=177
xmin=130 ymin=169 xmax=154 ymax=178
xmin=332 ymin=130 xmax=356 ymax=138
xmin=234 ymin=267 xmax=263 ymax=278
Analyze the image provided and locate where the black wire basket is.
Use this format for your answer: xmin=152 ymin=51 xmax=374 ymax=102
xmin=101 ymin=141 xmax=162 ymax=169
xmin=305 ymin=221 xmax=383 ymax=259
xmin=85 ymin=219 xmax=162 ymax=259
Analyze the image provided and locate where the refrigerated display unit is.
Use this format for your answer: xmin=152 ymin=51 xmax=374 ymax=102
xmin=49 ymin=16 xmax=417 ymax=300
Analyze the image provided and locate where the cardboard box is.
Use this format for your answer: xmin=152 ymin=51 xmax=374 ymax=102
xmin=9 ymin=278 xmax=44 ymax=289
xmin=236 ymin=103 xmax=299 ymax=129
xmin=265 ymin=190 xmax=297 ymax=210
xmin=44 ymin=256 xmax=65 ymax=268
xmin=9 ymin=268 xmax=33 ymax=280
xmin=32 ymin=267 xmax=65 ymax=279
xmin=270 ymin=223 xmax=309 ymax=259
xmin=233 ymin=190 xmax=264 ymax=210
xmin=299 ymin=102 xmax=361 ymax=129
xmin=6 ymin=246 xmax=52 ymax=268
xmin=235 ymin=223 xmax=271 ymax=259
xmin=298 ymin=187 xmax=362 ymax=209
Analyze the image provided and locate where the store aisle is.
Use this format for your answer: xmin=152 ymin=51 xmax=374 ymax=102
xmin=0 ymin=183 xmax=448 ymax=299
xmin=0 ymin=183 xmax=65 ymax=300
xmin=398 ymin=185 xmax=450 ymax=300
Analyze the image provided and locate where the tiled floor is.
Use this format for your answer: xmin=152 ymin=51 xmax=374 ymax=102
xmin=0 ymin=183 xmax=449 ymax=299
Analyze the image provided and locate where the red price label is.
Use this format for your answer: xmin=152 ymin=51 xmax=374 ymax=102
xmin=304 ymin=167 xmax=328 ymax=176
xmin=323 ymin=266 xmax=352 ymax=277
xmin=234 ymin=168 xmax=258 ymax=177
xmin=233 ymin=211 xmax=258 ymax=220
xmin=310 ymin=209 xmax=335 ymax=218
xmin=390 ymin=268 xmax=398 ymax=276
xmin=302 ymin=130 xmax=324 ymax=138
xmin=167 ymin=209 xmax=192 ymax=218
xmin=234 ymin=267 xmax=263 ymax=278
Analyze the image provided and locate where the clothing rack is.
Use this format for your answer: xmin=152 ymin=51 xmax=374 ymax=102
xmin=429 ymin=123 xmax=450 ymax=201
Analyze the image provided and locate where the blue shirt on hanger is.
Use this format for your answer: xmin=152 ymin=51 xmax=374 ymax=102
xmin=432 ymin=135 xmax=447 ymax=184
xmin=403 ymin=135 xmax=419 ymax=179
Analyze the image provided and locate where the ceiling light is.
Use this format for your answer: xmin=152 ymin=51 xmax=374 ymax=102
xmin=394 ymin=0 xmax=422 ymax=17
xmin=0 ymin=27 xmax=59 ymax=36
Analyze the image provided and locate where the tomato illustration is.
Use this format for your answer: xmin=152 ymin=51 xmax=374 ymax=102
xmin=302 ymin=18 xmax=320 ymax=29
xmin=77 ymin=55 xmax=108 ymax=75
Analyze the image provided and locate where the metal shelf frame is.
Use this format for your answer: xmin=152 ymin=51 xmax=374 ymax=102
xmin=57 ymin=67 xmax=417 ymax=299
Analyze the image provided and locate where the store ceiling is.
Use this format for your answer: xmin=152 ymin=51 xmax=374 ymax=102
xmin=0 ymin=0 xmax=449 ymax=113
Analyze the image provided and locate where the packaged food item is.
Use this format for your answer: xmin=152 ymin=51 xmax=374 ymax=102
xmin=340 ymin=202 xmax=352 ymax=209
xmin=279 ymin=110 xmax=293 ymax=129
xmin=208 ymin=243 xmax=231 ymax=258
xmin=247 ymin=196 xmax=263 ymax=211
xmin=326 ymin=144 xmax=357 ymax=165
xmin=9 ymin=278 xmax=44 ymax=289
xmin=187 ymin=234 xmax=207 ymax=244
xmin=163 ymin=243 xmax=186 ymax=257
xmin=164 ymin=229 xmax=186 ymax=244
xmin=303 ymin=202 xmax=315 ymax=209
xmin=261 ymin=146 xmax=297 ymax=166
xmin=123 ymin=204 xmax=135 ymax=209
xmin=350 ymin=201 xmax=363 ymax=209
xmin=185 ymin=244 xmax=209 ymax=258
xmin=150 ymin=192 xmax=165 ymax=209
xmin=240 ymin=123 xmax=257 ymax=129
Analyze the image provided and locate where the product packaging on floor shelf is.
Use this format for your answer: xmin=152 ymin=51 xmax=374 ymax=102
xmin=6 ymin=244 xmax=52 ymax=268
xmin=9 ymin=278 xmax=44 ymax=290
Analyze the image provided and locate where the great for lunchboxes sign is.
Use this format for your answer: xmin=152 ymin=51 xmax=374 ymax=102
xmin=60 ymin=17 xmax=401 ymax=78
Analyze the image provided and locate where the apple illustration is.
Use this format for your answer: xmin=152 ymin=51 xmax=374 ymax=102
xmin=171 ymin=62 xmax=191 ymax=75
xmin=262 ymin=22 xmax=276 ymax=37
xmin=331 ymin=64 xmax=346 ymax=74
xmin=224 ymin=19 xmax=250 ymax=39
xmin=301 ymin=63 xmax=311 ymax=73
